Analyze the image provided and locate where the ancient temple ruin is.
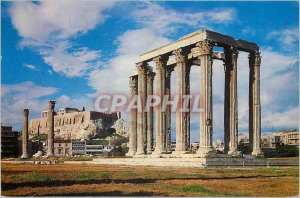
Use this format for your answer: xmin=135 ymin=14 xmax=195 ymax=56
xmin=127 ymin=30 xmax=263 ymax=158
xmin=29 ymin=106 xmax=122 ymax=140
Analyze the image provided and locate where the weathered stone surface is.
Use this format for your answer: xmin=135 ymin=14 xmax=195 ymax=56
xmin=29 ymin=110 xmax=119 ymax=140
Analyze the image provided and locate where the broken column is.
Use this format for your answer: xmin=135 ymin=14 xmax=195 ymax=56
xmin=21 ymin=109 xmax=29 ymax=158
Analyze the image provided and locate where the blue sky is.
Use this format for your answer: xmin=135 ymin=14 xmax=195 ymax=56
xmin=1 ymin=1 xmax=299 ymax=141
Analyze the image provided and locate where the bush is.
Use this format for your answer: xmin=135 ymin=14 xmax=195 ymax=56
xmin=272 ymin=144 xmax=299 ymax=157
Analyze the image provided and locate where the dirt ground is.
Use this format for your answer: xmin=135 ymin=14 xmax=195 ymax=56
xmin=1 ymin=163 xmax=299 ymax=196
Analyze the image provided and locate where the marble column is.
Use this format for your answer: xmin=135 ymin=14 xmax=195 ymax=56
xmin=249 ymin=51 xmax=263 ymax=156
xmin=185 ymin=65 xmax=191 ymax=150
xmin=21 ymin=109 xmax=29 ymax=158
xmin=224 ymin=47 xmax=239 ymax=154
xmin=136 ymin=62 xmax=147 ymax=155
xmin=153 ymin=56 xmax=167 ymax=155
xmin=165 ymin=66 xmax=173 ymax=151
xmin=173 ymin=48 xmax=188 ymax=153
xmin=46 ymin=100 xmax=56 ymax=157
xmin=196 ymin=40 xmax=215 ymax=157
xmin=126 ymin=75 xmax=138 ymax=156
xmin=146 ymin=71 xmax=155 ymax=153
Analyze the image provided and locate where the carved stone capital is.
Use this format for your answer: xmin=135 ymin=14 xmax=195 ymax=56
xmin=249 ymin=51 xmax=261 ymax=66
xmin=166 ymin=66 xmax=174 ymax=78
xmin=23 ymin=109 xmax=29 ymax=116
xmin=129 ymin=76 xmax=137 ymax=89
xmin=136 ymin=62 xmax=147 ymax=75
xmin=147 ymin=72 xmax=155 ymax=83
xmin=48 ymin=101 xmax=56 ymax=110
xmin=224 ymin=47 xmax=238 ymax=66
xmin=196 ymin=40 xmax=213 ymax=56
xmin=172 ymin=48 xmax=186 ymax=63
xmin=153 ymin=56 xmax=167 ymax=70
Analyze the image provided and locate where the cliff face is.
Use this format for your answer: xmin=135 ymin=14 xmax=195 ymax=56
xmin=28 ymin=111 xmax=125 ymax=140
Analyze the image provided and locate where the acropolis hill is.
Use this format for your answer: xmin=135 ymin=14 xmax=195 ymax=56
xmin=29 ymin=107 xmax=128 ymax=140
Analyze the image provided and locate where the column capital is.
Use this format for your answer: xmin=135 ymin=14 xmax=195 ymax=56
xmin=136 ymin=62 xmax=147 ymax=75
xmin=129 ymin=76 xmax=138 ymax=89
xmin=224 ymin=46 xmax=239 ymax=66
xmin=172 ymin=48 xmax=187 ymax=63
xmin=23 ymin=109 xmax=29 ymax=116
xmin=196 ymin=40 xmax=213 ymax=56
xmin=249 ymin=51 xmax=261 ymax=66
xmin=153 ymin=55 xmax=167 ymax=70
xmin=48 ymin=101 xmax=56 ymax=110
xmin=166 ymin=66 xmax=174 ymax=78
xmin=147 ymin=71 xmax=156 ymax=83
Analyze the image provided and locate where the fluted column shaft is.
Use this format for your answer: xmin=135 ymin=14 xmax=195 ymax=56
xmin=224 ymin=47 xmax=239 ymax=154
xmin=21 ymin=109 xmax=29 ymax=158
xmin=165 ymin=67 xmax=173 ymax=150
xmin=153 ymin=56 xmax=167 ymax=154
xmin=47 ymin=100 xmax=56 ymax=157
xmin=126 ymin=76 xmax=138 ymax=156
xmin=185 ymin=65 xmax=191 ymax=150
xmin=249 ymin=52 xmax=263 ymax=156
xmin=136 ymin=63 xmax=147 ymax=155
xmin=173 ymin=49 xmax=188 ymax=152
xmin=146 ymin=72 xmax=155 ymax=153
xmin=197 ymin=40 xmax=215 ymax=157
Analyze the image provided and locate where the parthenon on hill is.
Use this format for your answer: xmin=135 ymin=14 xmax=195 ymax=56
xmin=126 ymin=29 xmax=263 ymax=158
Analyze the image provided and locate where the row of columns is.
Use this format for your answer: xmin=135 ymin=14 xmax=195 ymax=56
xmin=127 ymin=39 xmax=263 ymax=157
xmin=20 ymin=100 xmax=56 ymax=158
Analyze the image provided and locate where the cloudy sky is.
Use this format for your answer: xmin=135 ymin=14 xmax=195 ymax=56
xmin=1 ymin=1 xmax=299 ymax=141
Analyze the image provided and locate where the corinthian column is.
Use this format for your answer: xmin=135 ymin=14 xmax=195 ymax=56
xmin=165 ymin=66 xmax=173 ymax=151
xmin=136 ymin=62 xmax=147 ymax=155
xmin=126 ymin=75 xmax=138 ymax=156
xmin=185 ymin=65 xmax=191 ymax=150
xmin=146 ymin=71 xmax=155 ymax=153
xmin=46 ymin=100 xmax=56 ymax=157
xmin=173 ymin=48 xmax=188 ymax=154
xmin=152 ymin=56 xmax=167 ymax=155
xmin=249 ymin=51 xmax=263 ymax=157
xmin=224 ymin=47 xmax=239 ymax=155
xmin=196 ymin=40 xmax=216 ymax=157
xmin=21 ymin=109 xmax=29 ymax=158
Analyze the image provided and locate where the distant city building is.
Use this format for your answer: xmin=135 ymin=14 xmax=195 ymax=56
xmin=1 ymin=126 xmax=19 ymax=158
xmin=261 ymin=133 xmax=281 ymax=148
xmin=278 ymin=131 xmax=299 ymax=146
xmin=54 ymin=139 xmax=72 ymax=156
xmin=72 ymin=140 xmax=86 ymax=155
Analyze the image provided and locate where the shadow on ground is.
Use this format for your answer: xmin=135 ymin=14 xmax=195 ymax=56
xmin=1 ymin=175 xmax=288 ymax=191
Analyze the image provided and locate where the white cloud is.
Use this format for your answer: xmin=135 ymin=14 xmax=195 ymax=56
xmin=1 ymin=82 xmax=94 ymax=130
xmin=1 ymin=82 xmax=57 ymax=128
xmin=42 ymin=42 xmax=102 ymax=77
xmin=10 ymin=1 xmax=114 ymax=41
xmin=267 ymin=28 xmax=299 ymax=50
xmin=88 ymin=28 xmax=171 ymax=95
xmin=131 ymin=3 xmax=235 ymax=35
xmin=23 ymin=63 xmax=38 ymax=70
xmin=9 ymin=1 xmax=114 ymax=77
